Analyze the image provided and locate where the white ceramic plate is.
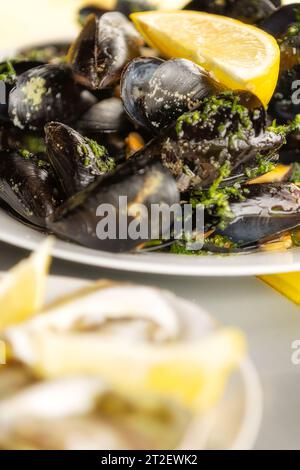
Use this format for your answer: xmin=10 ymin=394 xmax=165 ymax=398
xmin=0 ymin=209 xmax=300 ymax=276
xmin=44 ymin=275 xmax=262 ymax=451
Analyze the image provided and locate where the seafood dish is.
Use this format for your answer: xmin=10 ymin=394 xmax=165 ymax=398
xmin=0 ymin=243 xmax=246 ymax=450
xmin=1 ymin=1 xmax=300 ymax=256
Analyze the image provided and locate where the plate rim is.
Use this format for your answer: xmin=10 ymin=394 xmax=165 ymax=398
xmin=1 ymin=213 xmax=300 ymax=277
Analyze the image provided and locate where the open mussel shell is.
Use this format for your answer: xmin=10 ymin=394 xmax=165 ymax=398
xmin=76 ymin=97 xmax=130 ymax=134
xmin=45 ymin=122 xmax=115 ymax=197
xmin=260 ymin=3 xmax=299 ymax=38
xmin=184 ymin=0 xmax=278 ymax=24
xmin=121 ymin=58 xmax=222 ymax=132
xmin=68 ymin=12 xmax=142 ymax=90
xmin=48 ymin=155 xmax=180 ymax=252
xmin=219 ymin=183 xmax=300 ymax=245
xmin=134 ymin=91 xmax=283 ymax=191
xmin=0 ymin=150 xmax=60 ymax=228
xmin=8 ymin=64 xmax=95 ymax=131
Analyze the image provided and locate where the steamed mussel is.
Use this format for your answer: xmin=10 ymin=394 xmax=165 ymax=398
xmin=45 ymin=122 xmax=116 ymax=197
xmin=0 ymin=150 xmax=60 ymax=228
xmin=121 ymin=58 xmax=222 ymax=132
xmin=0 ymin=60 xmax=45 ymax=122
xmin=68 ymin=12 xmax=143 ymax=90
xmin=8 ymin=64 xmax=96 ymax=130
xmin=48 ymin=154 xmax=180 ymax=252
xmin=132 ymin=91 xmax=284 ymax=191
xmin=219 ymin=183 xmax=300 ymax=246
xmin=76 ymin=97 xmax=130 ymax=135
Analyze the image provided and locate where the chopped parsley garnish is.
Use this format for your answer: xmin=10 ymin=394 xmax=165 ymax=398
xmin=245 ymin=154 xmax=276 ymax=179
xmin=77 ymin=139 xmax=116 ymax=174
xmin=18 ymin=149 xmax=31 ymax=159
xmin=190 ymin=161 xmax=246 ymax=229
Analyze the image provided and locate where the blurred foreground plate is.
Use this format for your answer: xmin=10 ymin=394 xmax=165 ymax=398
xmin=42 ymin=275 xmax=262 ymax=450
xmin=0 ymin=275 xmax=262 ymax=449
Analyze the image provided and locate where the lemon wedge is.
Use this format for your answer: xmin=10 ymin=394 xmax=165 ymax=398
xmin=0 ymin=239 xmax=53 ymax=330
xmin=131 ymin=10 xmax=280 ymax=106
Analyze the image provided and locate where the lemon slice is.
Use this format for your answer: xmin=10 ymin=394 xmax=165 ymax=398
xmin=131 ymin=10 xmax=280 ymax=106
xmin=0 ymin=239 xmax=53 ymax=330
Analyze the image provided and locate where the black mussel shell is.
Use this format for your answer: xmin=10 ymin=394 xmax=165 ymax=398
xmin=0 ymin=60 xmax=44 ymax=122
xmin=134 ymin=91 xmax=283 ymax=191
xmin=184 ymin=0 xmax=278 ymax=24
xmin=0 ymin=150 xmax=60 ymax=228
xmin=269 ymin=64 xmax=300 ymax=123
xmin=121 ymin=58 xmax=222 ymax=132
xmin=8 ymin=64 xmax=94 ymax=130
xmin=45 ymin=122 xmax=115 ymax=197
xmin=219 ymin=183 xmax=300 ymax=245
xmin=261 ymin=3 xmax=300 ymax=38
xmin=48 ymin=154 xmax=180 ymax=252
xmin=76 ymin=97 xmax=130 ymax=134
xmin=68 ymin=12 xmax=142 ymax=90
xmin=18 ymin=42 xmax=70 ymax=63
